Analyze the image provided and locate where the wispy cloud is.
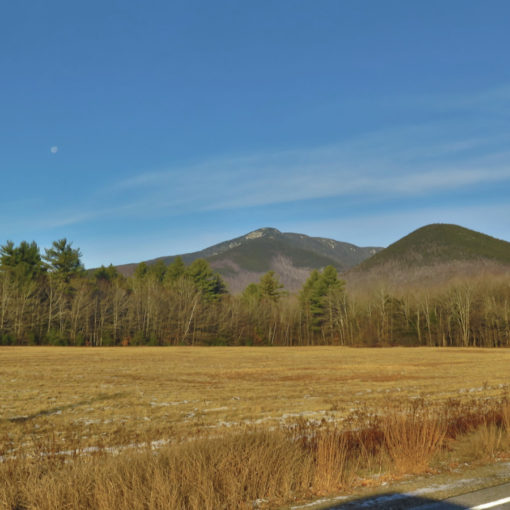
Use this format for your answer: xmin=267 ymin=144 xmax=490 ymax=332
xmin=9 ymin=129 xmax=510 ymax=235
xmin=17 ymin=124 xmax=507 ymax=234
xmin=424 ymin=84 xmax=510 ymax=115
xmin=104 ymin=123 xmax=510 ymax=216
xmin=6 ymin=84 xmax=510 ymax=235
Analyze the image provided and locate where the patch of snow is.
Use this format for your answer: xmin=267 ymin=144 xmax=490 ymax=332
xmin=217 ymin=421 xmax=236 ymax=427
xmin=411 ymin=478 xmax=476 ymax=496
xmin=0 ymin=438 xmax=174 ymax=463
xmin=79 ymin=419 xmax=101 ymax=425
xmin=291 ymin=495 xmax=348 ymax=509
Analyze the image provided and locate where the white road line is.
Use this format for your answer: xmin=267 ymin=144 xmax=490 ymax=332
xmin=470 ymin=497 xmax=510 ymax=509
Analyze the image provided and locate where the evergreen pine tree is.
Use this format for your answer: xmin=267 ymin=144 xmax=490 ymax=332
xmin=43 ymin=239 xmax=84 ymax=282
xmin=164 ymin=256 xmax=186 ymax=283
xmin=258 ymin=271 xmax=285 ymax=302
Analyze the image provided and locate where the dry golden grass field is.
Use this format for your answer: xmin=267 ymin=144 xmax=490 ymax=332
xmin=1 ymin=346 xmax=510 ymax=452
xmin=2 ymin=346 xmax=510 ymax=510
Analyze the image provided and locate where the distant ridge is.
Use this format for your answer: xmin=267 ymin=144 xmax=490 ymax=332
xmin=349 ymin=224 xmax=510 ymax=287
xmin=116 ymin=228 xmax=382 ymax=292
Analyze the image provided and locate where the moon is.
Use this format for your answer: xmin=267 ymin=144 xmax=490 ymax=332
xmin=50 ymin=146 xmax=58 ymax=154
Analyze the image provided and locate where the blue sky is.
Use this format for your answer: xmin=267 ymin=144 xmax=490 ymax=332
xmin=1 ymin=1 xmax=510 ymax=268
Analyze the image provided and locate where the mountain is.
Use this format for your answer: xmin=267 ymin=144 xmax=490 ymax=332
xmin=116 ymin=228 xmax=382 ymax=292
xmin=348 ymin=224 xmax=510 ymax=288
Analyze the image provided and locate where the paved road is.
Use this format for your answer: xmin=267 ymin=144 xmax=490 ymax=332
xmin=329 ymin=482 xmax=510 ymax=510
xmin=421 ymin=482 xmax=510 ymax=509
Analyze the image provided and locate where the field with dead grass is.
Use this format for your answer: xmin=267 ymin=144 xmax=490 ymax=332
xmin=2 ymin=346 xmax=510 ymax=509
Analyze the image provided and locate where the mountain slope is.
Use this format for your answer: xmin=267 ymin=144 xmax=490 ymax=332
xmin=349 ymin=224 xmax=510 ymax=288
xmin=116 ymin=228 xmax=382 ymax=292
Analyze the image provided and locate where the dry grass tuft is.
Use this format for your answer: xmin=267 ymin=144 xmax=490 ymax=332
xmin=304 ymin=424 xmax=351 ymax=495
xmin=381 ymin=403 xmax=446 ymax=474
xmin=500 ymin=398 xmax=510 ymax=432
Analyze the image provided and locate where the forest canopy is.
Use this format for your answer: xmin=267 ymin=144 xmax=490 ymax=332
xmin=0 ymin=239 xmax=509 ymax=347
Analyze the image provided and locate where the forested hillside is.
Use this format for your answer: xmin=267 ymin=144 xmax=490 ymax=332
xmin=356 ymin=223 xmax=510 ymax=270
xmin=1 ymin=236 xmax=510 ymax=347
xmin=116 ymin=227 xmax=382 ymax=292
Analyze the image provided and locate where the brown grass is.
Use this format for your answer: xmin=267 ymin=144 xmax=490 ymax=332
xmin=381 ymin=403 xmax=446 ymax=474
xmin=2 ymin=397 xmax=510 ymax=510
xmin=2 ymin=347 xmax=510 ymax=509
xmin=2 ymin=346 xmax=510 ymax=453
xmin=1 ymin=430 xmax=314 ymax=510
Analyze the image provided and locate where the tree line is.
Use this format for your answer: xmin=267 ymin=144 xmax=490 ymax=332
xmin=1 ymin=239 xmax=509 ymax=347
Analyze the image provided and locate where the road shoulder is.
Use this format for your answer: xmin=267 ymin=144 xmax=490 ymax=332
xmin=286 ymin=461 xmax=510 ymax=510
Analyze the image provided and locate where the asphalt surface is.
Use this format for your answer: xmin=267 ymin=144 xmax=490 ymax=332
xmin=424 ymin=482 xmax=510 ymax=509
xmin=328 ymin=482 xmax=510 ymax=510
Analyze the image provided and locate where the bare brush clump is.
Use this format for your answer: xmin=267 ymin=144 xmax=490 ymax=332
xmin=451 ymin=397 xmax=510 ymax=464
xmin=2 ymin=397 xmax=510 ymax=510
xmin=381 ymin=401 xmax=446 ymax=475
